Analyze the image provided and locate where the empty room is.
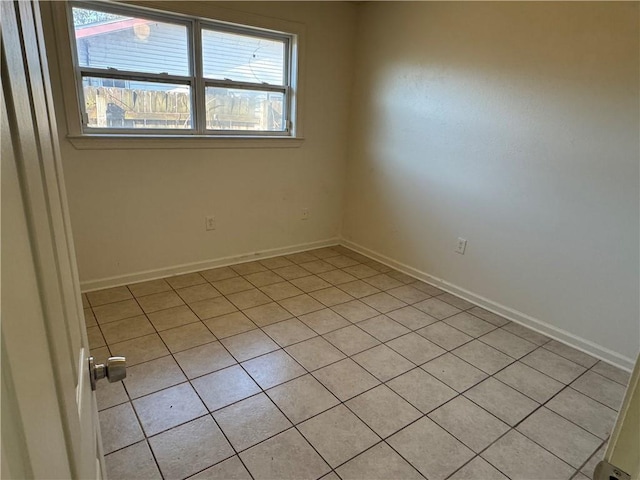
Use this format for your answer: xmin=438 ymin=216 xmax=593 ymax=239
xmin=2 ymin=1 xmax=639 ymax=479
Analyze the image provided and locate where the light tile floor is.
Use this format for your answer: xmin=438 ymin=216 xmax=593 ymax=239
xmin=84 ymin=246 xmax=631 ymax=480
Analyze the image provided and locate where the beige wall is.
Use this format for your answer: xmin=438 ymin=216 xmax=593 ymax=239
xmin=42 ymin=1 xmax=356 ymax=286
xmin=343 ymin=2 xmax=639 ymax=363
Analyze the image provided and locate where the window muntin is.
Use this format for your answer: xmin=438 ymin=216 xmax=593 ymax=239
xmin=69 ymin=2 xmax=294 ymax=136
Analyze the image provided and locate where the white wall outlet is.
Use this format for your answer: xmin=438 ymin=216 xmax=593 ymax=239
xmin=301 ymin=208 xmax=309 ymax=220
xmin=455 ymin=237 xmax=467 ymax=254
xmin=205 ymin=216 xmax=216 ymax=231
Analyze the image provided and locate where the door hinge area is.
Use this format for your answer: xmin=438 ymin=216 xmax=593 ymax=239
xmin=594 ymin=460 xmax=630 ymax=480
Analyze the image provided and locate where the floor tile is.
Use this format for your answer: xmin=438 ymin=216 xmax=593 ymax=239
xmin=242 ymin=350 xmax=306 ymax=389
xmin=336 ymin=442 xmax=423 ymax=480
xmin=429 ymin=396 xmax=509 ymax=453
xmin=99 ymin=402 xmax=144 ymax=454
xmin=452 ymin=340 xmax=514 ymax=374
xmin=101 ymin=315 xmax=156 ymax=345
xmin=360 ymin=292 xmax=407 ymax=313
xmin=494 ymin=362 xmax=564 ymax=403
xmin=436 ymin=292 xmax=475 ymax=310
xmin=479 ymin=328 xmax=537 ymax=358
xmin=147 ymin=305 xmax=200 ymax=331
xmin=259 ymin=281 xmax=304 ymax=301
xmin=580 ymin=442 xmax=606 ymax=478
xmin=123 ymin=355 xmax=186 ymax=398
xmin=313 ymin=358 xmax=380 ymax=401
xmin=318 ymin=269 xmax=357 ymax=285
xmin=220 ymin=329 xmax=280 ymax=362
xmin=240 ymin=428 xmax=330 ymax=480
xmin=300 ymin=259 xmax=336 ymax=274
xmin=227 ymin=289 xmax=272 ymax=310
xmin=173 ymin=341 xmax=236 ymax=379
xmin=502 ymin=323 xmax=550 ymax=345
xmin=188 ymin=296 xmax=238 ymax=320
xmin=285 ymin=336 xmax=345 ymax=371
xmin=90 ymin=345 xmax=110 ymax=364
xmin=93 ymin=299 xmax=144 ymax=324
xmin=87 ymin=326 xmax=106 ymax=349
xmin=299 ymin=308 xmax=351 ymax=334
xmin=82 ymin=293 xmax=90 ymax=308
xmin=464 ymin=377 xmax=539 ymax=426
xmin=243 ymin=302 xmax=292 ymax=327
xmin=386 ymin=270 xmax=416 ymax=284
xmin=127 ymin=279 xmax=172 ymax=298
xmin=386 ymin=284 xmax=431 ymax=305
xmin=542 ymin=340 xmax=598 ymax=368
xmin=165 ymin=272 xmax=207 ymax=290
xmin=386 ymin=332 xmax=446 ymax=365
xmin=571 ymin=371 xmax=626 ymax=410
xmin=323 ymin=255 xmax=359 ymax=268
xmin=308 ymin=247 xmax=341 ymax=259
xmin=410 ymin=281 xmax=444 ymax=296
xmin=591 ymin=360 xmax=631 ymax=386
xmin=310 ymin=286 xmax=354 ymax=307
xmin=279 ymin=294 xmax=325 ymax=316
xmin=481 ymin=430 xmax=574 ymax=480
xmin=190 ymin=456 xmax=251 ymax=480
xmin=273 ymin=264 xmax=312 ymax=280
xmin=149 ymin=415 xmax=233 ymax=480
xmin=87 ymin=286 xmax=133 ymax=307
xmin=263 ymin=319 xmax=316 ymax=347
xmin=244 ymin=270 xmax=285 ymax=288
xmin=323 ymin=325 xmax=380 ymax=356
xmin=133 ymin=383 xmax=207 ymax=436
xmin=338 ymin=280 xmax=381 ymax=299
xmin=352 ymin=344 xmax=414 ymax=381
xmin=387 ymin=417 xmax=474 ymax=480
xmin=467 ymin=306 xmax=510 ymax=326
xmin=159 ymin=322 xmax=216 ymax=353
xmin=203 ymin=311 xmax=256 ymax=338
xmin=213 ymin=276 xmax=254 ymax=295
xmin=176 ymin=283 xmax=221 ymax=304
xmin=517 ymin=407 xmax=601 ymax=468
xmin=286 ymin=252 xmax=319 ymax=264
xmin=192 ymin=364 xmax=261 ymax=411
xmin=136 ymin=291 xmax=184 ymax=314
xmin=231 ymin=261 xmax=268 ymax=275
xmin=331 ymin=300 xmax=379 ymax=323
xmin=290 ymin=275 xmax=332 ymax=292
xmin=109 ymin=333 xmax=169 ymax=366
xmin=267 ymin=374 xmax=339 ymax=424
xmin=357 ymin=315 xmax=410 ymax=342
xmin=298 ymin=405 xmax=379 ymax=468
xmin=83 ymin=308 xmax=97 ymax=327
xmin=444 ymin=312 xmax=496 ymax=337
xmin=387 ymin=305 xmax=439 ymax=330
xmin=363 ymin=273 xmax=403 ymax=290
xmin=417 ymin=322 xmax=473 ymax=350
xmin=413 ymin=298 xmax=461 ymax=319
xmin=422 ymin=353 xmax=487 ymax=392
xmin=105 ymin=441 xmax=161 ymax=480
xmin=448 ymin=456 xmax=508 ymax=480
xmin=199 ymin=266 xmax=238 ymax=283
xmin=96 ymin=379 xmax=129 ymax=411
xmin=387 ymin=368 xmax=457 ymax=414
xmin=546 ymin=388 xmax=617 ymax=439
xmin=346 ymin=385 xmax=421 ymax=438
xmin=213 ymin=393 xmax=291 ymax=451
xmin=260 ymin=256 xmax=295 ymax=269
xmin=521 ymin=348 xmax=586 ymax=384
xmin=342 ymin=263 xmax=379 ymax=279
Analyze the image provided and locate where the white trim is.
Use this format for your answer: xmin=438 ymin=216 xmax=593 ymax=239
xmin=341 ymin=239 xmax=636 ymax=372
xmin=81 ymin=238 xmax=339 ymax=292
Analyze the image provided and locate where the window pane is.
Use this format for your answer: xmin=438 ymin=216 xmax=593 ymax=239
xmin=72 ymin=7 xmax=190 ymax=76
xmin=82 ymin=77 xmax=192 ymax=129
xmin=202 ymin=29 xmax=285 ymax=85
xmin=205 ymin=87 xmax=285 ymax=131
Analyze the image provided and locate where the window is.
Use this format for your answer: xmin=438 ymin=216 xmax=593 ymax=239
xmin=68 ymin=2 xmax=297 ymax=137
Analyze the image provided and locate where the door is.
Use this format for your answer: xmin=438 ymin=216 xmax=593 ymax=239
xmin=1 ymin=1 xmax=104 ymax=478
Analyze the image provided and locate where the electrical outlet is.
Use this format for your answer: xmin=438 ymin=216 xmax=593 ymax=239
xmin=205 ymin=216 xmax=216 ymax=231
xmin=301 ymin=208 xmax=309 ymax=220
xmin=455 ymin=237 xmax=467 ymax=254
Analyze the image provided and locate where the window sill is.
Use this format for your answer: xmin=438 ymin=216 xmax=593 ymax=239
xmin=66 ymin=134 xmax=305 ymax=150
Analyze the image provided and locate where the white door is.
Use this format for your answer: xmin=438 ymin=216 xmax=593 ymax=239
xmin=1 ymin=1 xmax=105 ymax=478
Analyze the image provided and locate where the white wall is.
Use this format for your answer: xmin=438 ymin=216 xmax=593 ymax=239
xmin=343 ymin=2 xmax=639 ymax=363
xmin=42 ymin=1 xmax=356 ymax=285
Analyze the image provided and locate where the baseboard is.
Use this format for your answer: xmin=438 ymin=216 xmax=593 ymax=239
xmin=81 ymin=238 xmax=340 ymax=292
xmin=340 ymin=239 xmax=635 ymax=372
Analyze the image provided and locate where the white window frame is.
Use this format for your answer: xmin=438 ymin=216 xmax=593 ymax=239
xmin=48 ymin=1 xmax=305 ymax=149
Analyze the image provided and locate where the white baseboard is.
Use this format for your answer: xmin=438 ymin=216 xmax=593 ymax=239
xmin=81 ymin=238 xmax=340 ymax=292
xmin=341 ymin=239 xmax=635 ymax=372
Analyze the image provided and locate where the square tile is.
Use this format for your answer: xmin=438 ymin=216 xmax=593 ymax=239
xmin=165 ymin=272 xmax=206 ymax=289
xmin=243 ymin=302 xmax=292 ymax=327
xmin=308 ymin=247 xmax=341 ymax=259
xmin=99 ymin=402 xmax=144 ymax=454
xmin=93 ymin=299 xmax=143 ymax=324
xmin=96 ymin=380 xmax=129 ymax=411
xmin=346 ymin=385 xmax=421 ymax=438
xmin=110 ymin=333 xmax=169 ymax=366
xmin=386 ymin=270 xmax=415 ymax=284
xmin=285 ymin=336 xmax=346 ymax=371
xmin=176 ymin=283 xmax=221 ymax=304
xmin=200 ymin=266 xmax=238 ymax=283
xmin=147 ymin=305 xmax=200 ymax=331
xmin=244 ymin=270 xmax=285 ymax=287
xmin=190 ymin=296 xmax=238 ymax=320
xmin=448 ymin=457 xmax=507 ymax=480
xmin=266 ymin=374 xmax=339 ymax=424
xmin=464 ymin=377 xmax=539 ymax=426
xmin=231 ymin=261 xmax=269 ymax=275
xmin=300 ymin=260 xmax=336 ymax=274
xmin=286 ymin=252 xmax=319 ymax=264
xmin=190 ymin=456 xmax=251 ymax=480
xmin=318 ymin=269 xmax=357 ymax=285
xmin=273 ymin=265 xmax=311 ymax=280
xmin=173 ymin=341 xmax=236 ymax=379
xmin=444 ymin=312 xmax=496 ymax=337
xmin=517 ymin=407 xmax=601 ymax=468
xmin=83 ymin=308 xmax=96 ymax=327
xmin=387 ymin=368 xmax=457 ymax=414
xmin=352 ymin=344 xmax=414 ymax=381
xmin=213 ymin=393 xmax=291 ymax=451
xmin=521 ymin=348 xmax=586 ymax=384
xmin=413 ymin=298 xmax=461 ymax=319
xmin=260 ymin=256 xmax=295 ymax=269
xmin=279 ymin=294 xmax=325 ymax=316
xmin=591 ymin=360 xmax=631 ymax=386
xmin=342 ymin=264 xmax=378 ymax=279
xmin=221 ymin=329 xmax=280 ymax=362
xmin=105 ymin=441 xmax=161 ymax=480
xmin=481 ymin=430 xmax=574 ymax=480
xmin=387 ymin=332 xmax=446 ymax=365
xmin=213 ymin=276 xmax=254 ymax=295
xmin=422 ymin=353 xmax=487 ymax=392
xmin=298 ymin=308 xmax=351 ymax=334
xmin=386 ymin=285 xmax=431 ymax=304
xmin=436 ymin=292 xmax=475 ymax=310
xmin=87 ymin=286 xmax=132 ymax=307
xmin=387 ymin=306 xmax=438 ymax=330
xmin=581 ymin=442 xmax=606 ymax=477
xmin=364 ymin=274 xmax=403 ymax=290
xmin=203 ymin=311 xmax=256 ymax=338
xmin=298 ymin=405 xmax=379 ymax=468
xmin=417 ymin=322 xmax=473 ymax=350
xmin=123 ymin=355 xmax=186 ymax=398
xmin=158 ymin=321 xmax=216 ymax=353
xmin=452 ymin=340 xmax=514 ymax=374
xmin=410 ymin=281 xmax=444 ymax=296
xmin=313 ymin=358 xmax=380 ymax=401
xmin=87 ymin=326 xmax=106 ymax=349
xmin=546 ymin=388 xmax=618 ymax=439
xmin=323 ymin=255 xmax=359 ymax=268
xmin=133 ymin=383 xmax=206 ymax=436
xmin=310 ymin=287 xmax=354 ymax=307
xmin=263 ymin=318 xmax=317 ymax=347
xmin=240 ymin=428 xmax=330 ymax=480
xmin=494 ymin=362 xmax=564 ymax=403
xmin=227 ymin=289 xmax=272 ymax=310
xmin=331 ymin=300 xmax=379 ymax=323
xmin=387 ymin=417 xmax=474 ymax=480
xmin=290 ymin=275 xmax=332 ymax=293
xmin=242 ymin=350 xmax=306 ymax=389
xmin=571 ymin=371 xmax=626 ymax=410
xmin=429 ymin=396 xmax=509 ymax=453
xmin=360 ymin=292 xmax=407 ymax=313
xmin=338 ymin=280 xmax=380 ymax=299
xmin=260 ymin=281 xmax=304 ymax=301
xmin=467 ymin=306 xmax=510 ymax=326
xmin=81 ymin=293 xmax=90 ymax=308
xmin=357 ymin=315 xmax=410 ymax=342
xmin=323 ymin=325 xmax=380 ymax=356
xmin=136 ymin=291 xmax=184 ymax=314
xmin=543 ymin=340 xmax=598 ymax=368
xmin=479 ymin=328 xmax=537 ymax=358
xmin=503 ymin=322 xmax=550 ymax=345
xmin=149 ymin=416 xmax=233 ymax=480
xmin=336 ymin=442 xmax=423 ymax=480
xmin=192 ymin=365 xmax=261 ymax=411
xmin=127 ymin=279 xmax=172 ymax=298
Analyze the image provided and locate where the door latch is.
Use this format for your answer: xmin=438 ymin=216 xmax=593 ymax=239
xmin=88 ymin=356 xmax=126 ymax=391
